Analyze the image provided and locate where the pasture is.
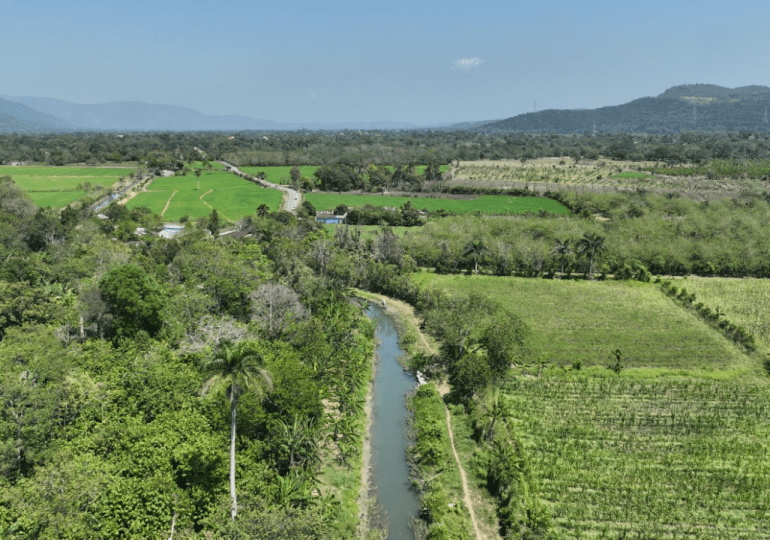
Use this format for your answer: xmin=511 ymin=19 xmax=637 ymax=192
xmin=306 ymin=193 xmax=569 ymax=215
xmin=413 ymin=274 xmax=757 ymax=375
xmin=0 ymin=165 xmax=133 ymax=207
xmin=126 ymin=170 xmax=283 ymax=222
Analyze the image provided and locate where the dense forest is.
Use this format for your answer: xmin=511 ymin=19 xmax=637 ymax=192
xmin=4 ymin=129 xmax=770 ymax=170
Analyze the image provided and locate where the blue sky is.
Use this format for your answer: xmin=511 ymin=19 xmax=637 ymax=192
xmin=2 ymin=0 xmax=768 ymax=124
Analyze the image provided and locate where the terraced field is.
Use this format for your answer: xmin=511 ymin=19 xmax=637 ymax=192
xmin=306 ymin=193 xmax=569 ymax=215
xmin=0 ymin=165 xmax=133 ymax=207
xmin=126 ymin=169 xmax=283 ymax=221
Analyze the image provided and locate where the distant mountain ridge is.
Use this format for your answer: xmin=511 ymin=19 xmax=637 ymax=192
xmin=479 ymin=84 xmax=770 ymax=133
xmin=0 ymin=98 xmax=74 ymax=133
xmin=0 ymin=94 xmax=422 ymax=132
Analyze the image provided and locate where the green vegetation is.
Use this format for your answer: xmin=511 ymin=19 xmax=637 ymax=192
xmin=127 ymin=170 xmax=283 ymax=221
xmin=0 ymin=165 xmax=133 ymax=207
xmin=240 ymin=165 xmax=319 ymax=185
xmin=410 ymin=384 xmax=474 ymax=540
xmin=611 ymin=170 xmax=651 ymax=179
xmin=413 ymin=274 xmax=755 ymax=375
xmin=306 ymin=193 xmax=568 ymax=215
xmin=675 ymin=277 xmax=770 ymax=350
xmin=499 ymin=373 xmax=770 ymax=539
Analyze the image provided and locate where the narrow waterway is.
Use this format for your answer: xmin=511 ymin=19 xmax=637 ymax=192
xmin=366 ymin=304 xmax=420 ymax=540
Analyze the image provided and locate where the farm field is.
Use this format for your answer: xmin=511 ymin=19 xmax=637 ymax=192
xmin=412 ymin=274 xmax=757 ymax=376
xmin=679 ymin=277 xmax=770 ymax=350
xmin=126 ymin=169 xmax=283 ymax=222
xmin=322 ymin=224 xmax=411 ymax=239
xmin=416 ymin=274 xmax=770 ymax=538
xmin=0 ymin=165 xmax=134 ymax=207
xmin=306 ymin=193 xmax=569 ymax=215
xmin=502 ymin=373 xmax=770 ymax=539
xmin=447 ymin=158 xmax=765 ymax=196
xmin=240 ymin=165 xmax=319 ymax=185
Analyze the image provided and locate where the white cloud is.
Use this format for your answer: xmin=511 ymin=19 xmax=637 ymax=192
xmin=453 ymin=57 xmax=484 ymax=70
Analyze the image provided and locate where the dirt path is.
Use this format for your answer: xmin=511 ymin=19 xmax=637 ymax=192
xmin=161 ymin=190 xmax=177 ymax=216
xmin=446 ymin=406 xmax=482 ymax=540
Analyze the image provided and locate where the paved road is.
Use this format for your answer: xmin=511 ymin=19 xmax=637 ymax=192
xmin=218 ymin=160 xmax=302 ymax=214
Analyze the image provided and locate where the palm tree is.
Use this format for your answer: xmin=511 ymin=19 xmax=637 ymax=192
xmin=256 ymin=203 xmax=270 ymax=218
xmin=462 ymin=239 xmax=489 ymax=274
xmin=550 ymin=238 xmax=572 ymax=279
xmin=200 ymin=340 xmax=272 ymax=520
xmin=576 ymin=232 xmax=606 ymax=280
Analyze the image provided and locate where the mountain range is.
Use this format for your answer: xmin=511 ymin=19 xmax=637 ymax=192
xmin=2 ymin=84 xmax=769 ymax=133
xmin=477 ymin=84 xmax=770 ymax=133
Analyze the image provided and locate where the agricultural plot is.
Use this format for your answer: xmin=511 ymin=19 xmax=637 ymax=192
xmin=0 ymin=165 xmax=133 ymax=207
xmin=413 ymin=274 xmax=756 ymax=375
xmin=240 ymin=166 xmax=319 ymax=185
xmin=502 ymin=374 xmax=770 ymax=539
xmin=127 ymin=170 xmax=283 ymax=222
xmin=306 ymin=193 xmax=569 ymax=215
xmin=447 ymin=159 xmax=765 ymax=196
xmin=679 ymin=277 xmax=770 ymax=351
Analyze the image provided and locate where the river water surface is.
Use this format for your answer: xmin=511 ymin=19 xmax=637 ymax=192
xmin=366 ymin=304 xmax=420 ymax=540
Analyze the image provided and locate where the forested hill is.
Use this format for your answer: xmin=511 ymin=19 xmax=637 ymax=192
xmin=478 ymin=85 xmax=770 ymax=134
xmin=0 ymin=98 xmax=73 ymax=133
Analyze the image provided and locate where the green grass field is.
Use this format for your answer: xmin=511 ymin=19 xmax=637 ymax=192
xmin=127 ymin=170 xmax=283 ymax=222
xmin=306 ymin=194 xmax=569 ymax=215
xmin=413 ymin=274 xmax=756 ymax=375
xmin=611 ymin=171 xmax=652 ymax=179
xmin=0 ymin=165 xmax=133 ymax=207
xmin=240 ymin=166 xmax=319 ymax=185
xmin=679 ymin=277 xmax=770 ymax=351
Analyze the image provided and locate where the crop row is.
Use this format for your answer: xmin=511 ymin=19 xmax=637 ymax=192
xmin=500 ymin=373 xmax=770 ymax=539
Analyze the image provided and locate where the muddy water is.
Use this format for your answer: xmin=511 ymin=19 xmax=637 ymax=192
xmin=366 ymin=304 xmax=420 ymax=540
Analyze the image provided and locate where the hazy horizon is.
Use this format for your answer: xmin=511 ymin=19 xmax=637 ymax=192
xmin=3 ymin=0 xmax=768 ymax=125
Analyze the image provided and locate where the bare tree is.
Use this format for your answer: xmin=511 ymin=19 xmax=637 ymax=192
xmin=249 ymin=282 xmax=308 ymax=341
xmin=179 ymin=315 xmax=252 ymax=355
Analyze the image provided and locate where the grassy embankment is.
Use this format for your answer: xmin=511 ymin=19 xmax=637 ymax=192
xmin=0 ymin=165 xmax=134 ymax=207
xmin=414 ymin=273 xmax=770 ymax=539
xmin=127 ymin=169 xmax=283 ymax=222
xmin=306 ymin=193 xmax=569 ymax=215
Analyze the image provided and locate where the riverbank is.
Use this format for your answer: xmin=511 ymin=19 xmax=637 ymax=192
xmin=353 ymin=289 xmax=501 ymax=540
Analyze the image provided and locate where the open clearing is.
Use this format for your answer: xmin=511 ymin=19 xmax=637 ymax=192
xmin=0 ymin=165 xmax=133 ymax=207
xmin=306 ymin=193 xmax=569 ymax=215
xmin=126 ymin=170 xmax=283 ymax=221
xmin=413 ymin=274 xmax=757 ymax=375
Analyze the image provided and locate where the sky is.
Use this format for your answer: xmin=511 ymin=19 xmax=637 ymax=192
xmin=2 ymin=0 xmax=769 ymax=125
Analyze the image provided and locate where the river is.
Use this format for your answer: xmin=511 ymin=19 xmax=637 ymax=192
xmin=366 ymin=303 xmax=421 ymax=540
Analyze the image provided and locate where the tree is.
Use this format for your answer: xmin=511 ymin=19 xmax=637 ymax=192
xmin=257 ymin=204 xmax=270 ymax=218
xmin=208 ymin=209 xmax=221 ymax=236
xmin=249 ymin=282 xmax=308 ymax=341
xmin=98 ymin=264 xmax=165 ymax=339
xmin=576 ymin=232 xmax=606 ymax=280
xmin=200 ymin=340 xmax=272 ymax=520
xmin=550 ymin=238 xmax=572 ymax=279
xmin=462 ymin=238 xmax=489 ymax=274
xmin=194 ymin=168 xmax=202 ymax=190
